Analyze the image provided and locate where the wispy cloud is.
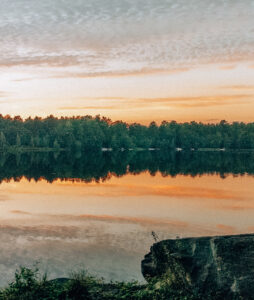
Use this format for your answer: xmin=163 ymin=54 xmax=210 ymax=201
xmin=0 ymin=91 xmax=8 ymax=98
xmin=51 ymin=68 xmax=190 ymax=79
xmin=0 ymin=0 xmax=253 ymax=73
xmin=219 ymin=85 xmax=254 ymax=90
xmin=58 ymin=94 xmax=253 ymax=111
xmin=59 ymin=106 xmax=117 ymax=110
xmin=11 ymin=210 xmax=32 ymax=215
xmin=218 ymin=65 xmax=236 ymax=70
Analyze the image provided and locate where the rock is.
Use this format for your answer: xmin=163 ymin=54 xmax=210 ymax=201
xmin=141 ymin=234 xmax=254 ymax=299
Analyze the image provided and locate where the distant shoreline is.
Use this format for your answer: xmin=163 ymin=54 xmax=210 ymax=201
xmin=1 ymin=146 xmax=254 ymax=154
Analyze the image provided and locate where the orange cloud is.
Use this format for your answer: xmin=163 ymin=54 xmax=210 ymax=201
xmin=52 ymin=67 xmax=190 ymax=79
xmin=219 ymin=85 xmax=254 ymax=90
xmin=138 ymin=95 xmax=253 ymax=107
xmin=58 ymin=94 xmax=252 ymax=112
xmin=59 ymin=106 xmax=117 ymax=110
xmin=218 ymin=65 xmax=236 ymax=70
xmin=219 ymin=204 xmax=254 ymax=211
xmin=11 ymin=210 xmax=32 ymax=215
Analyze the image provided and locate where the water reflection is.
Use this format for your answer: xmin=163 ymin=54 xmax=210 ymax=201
xmin=0 ymin=151 xmax=253 ymax=286
xmin=0 ymin=150 xmax=253 ymax=183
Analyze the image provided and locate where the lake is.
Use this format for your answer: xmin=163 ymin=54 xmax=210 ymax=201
xmin=0 ymin=151 xmax=253 ymax=286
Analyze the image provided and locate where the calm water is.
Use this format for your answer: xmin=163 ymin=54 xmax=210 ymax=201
xmin=0 ymin=151 xmax=253 ymax=285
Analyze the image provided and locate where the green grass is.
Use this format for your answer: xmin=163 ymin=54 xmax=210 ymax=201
xmin=0 ymin=266 xmax=198 ymax=300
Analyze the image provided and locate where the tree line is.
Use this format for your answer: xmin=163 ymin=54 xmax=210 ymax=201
xmin=0 ymin=114 xmax=254 ymax=151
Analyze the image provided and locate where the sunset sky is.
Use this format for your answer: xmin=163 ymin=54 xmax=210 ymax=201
xmin=0 ymin=0 xmax=254 ymax=124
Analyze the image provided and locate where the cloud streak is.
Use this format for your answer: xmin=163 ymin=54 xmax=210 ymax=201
xmin=219 ymin=85 xmax=254 ymax=90
xmin=58 ymin=94 xmax=253 ymax=111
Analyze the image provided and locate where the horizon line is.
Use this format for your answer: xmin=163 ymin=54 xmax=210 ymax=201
xmin=0 ymin=113 xmax=253 ymax=126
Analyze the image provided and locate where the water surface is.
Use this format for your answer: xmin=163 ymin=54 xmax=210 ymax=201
xmin=0 ymin=151 xmax=253 ymax=285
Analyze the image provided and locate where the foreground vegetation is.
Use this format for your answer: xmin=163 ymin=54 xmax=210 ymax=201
xmin=0 ymin=115 xmax=254 ymax=151
xmin=0 ymin=267 xmax=208 ymax=300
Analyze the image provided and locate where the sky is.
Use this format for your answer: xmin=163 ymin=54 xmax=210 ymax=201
xmin=0 ymin=0 xmax=254 ymax=124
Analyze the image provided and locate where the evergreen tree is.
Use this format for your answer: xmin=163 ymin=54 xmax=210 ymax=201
xmin=53 ymin=139 xmax=60 ymax=150
xmin=30 ymin=136 xmax=34 ymax=147
xmin=0 ymin=115 xmax=252 ymax=151
xmin=16 ymin=134 xmax=21 ymax=147
xmin=0 ymin=132 xmax=6 ymax=148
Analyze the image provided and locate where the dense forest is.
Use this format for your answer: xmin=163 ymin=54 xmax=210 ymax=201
xmin=0 ymin=151 xmax=253 ymax=183
xmin=0 ymin=115 xmax=254 ymax=151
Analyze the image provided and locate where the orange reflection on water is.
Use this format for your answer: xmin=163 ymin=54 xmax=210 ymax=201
xmin=0 ymin=171 xmax=253 ymax=284
xmin=0 ymin=172 xmax=253 ymax=235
